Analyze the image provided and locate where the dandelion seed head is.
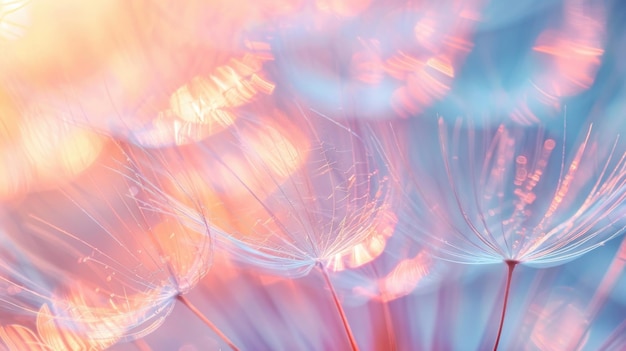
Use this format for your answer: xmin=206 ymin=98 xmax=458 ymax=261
xmin=0 ymin=144 xmax=212 ymax=347
xmin=136 ymin=105 xmax=393 ymax=277
xmin=380 ymin=112 xmax=626 ymax=266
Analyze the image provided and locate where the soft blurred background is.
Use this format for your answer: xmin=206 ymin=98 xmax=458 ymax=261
xmin=1 ymin=0 xmax=626 ymax=350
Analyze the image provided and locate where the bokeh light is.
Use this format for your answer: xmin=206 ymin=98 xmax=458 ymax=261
xmin=1 ymin=1 xmax=626 ymax=350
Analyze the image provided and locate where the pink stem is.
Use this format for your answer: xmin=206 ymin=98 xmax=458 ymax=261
xmin=319 ymin=263 xmax=360 ymax=351
xmin=177 ymin=295 xmax=240 ymax=351
xmin=493 ymin=260 xmax=517 ymax=351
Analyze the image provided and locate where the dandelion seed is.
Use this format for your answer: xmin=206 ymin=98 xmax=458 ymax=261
xmin=132 ymin=103 xmax=392 ymax=350
xmin=0 ymin=143 xmax=238 ymax=350
xmin=376 ymin=114 xmax=626 ymax=265
xmin=369 ymin=110 xmax=626 ymax=350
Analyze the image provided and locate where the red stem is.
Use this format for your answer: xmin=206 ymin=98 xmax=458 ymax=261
xmin=319 ymin=263 xmax=360 ymax=351
xmin=177 ymin=295 xmax=240 ymax=351
xmin=493 ymin=260 xmax=517 ymax=351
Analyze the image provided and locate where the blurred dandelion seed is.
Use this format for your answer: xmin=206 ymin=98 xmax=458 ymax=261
xmin=530 ymin=0 xmax=606 ymax=103
xmin=0 ymin=144 xmax=239 ymax=350
xmin=129 ymin=54 xmax=274 ymax=148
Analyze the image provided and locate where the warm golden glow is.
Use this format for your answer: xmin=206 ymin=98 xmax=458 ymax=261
xmin=327 ymin=209 xmax=397 ymax=271
xmin=22 ymin=113 xmax=104 ymax=174
xmin=0 ymin=105 xmax=106 ymax=199
xmin=316 ymin=0 xmax=372 ymax=17
xmin=386 ymin=53 xmax=458 ymax=116
xmin=169 ymin=55 xmax=274 ymax=126
xmin=159 ymin=113 xmax=309 ymax=235
xmin=0 ymin=301 xmax=124 ymax=351
xmin=169 ymin=76 xmax=238 ymax=125
xmin=37 ymin=304 xmax=98 ymax=351
xmin=128 ymin=54 xmax=275 ymax=146
xmin=378 ymin=251 xmax=433 ymax=302
xmin=0 ymin=324 xmax=48 ymax=351
xmin=0 ymin=283 xmax=172 ymax=351
xmin=151 ymin=219 xmax=210 ymax=292
xmin=20 ymin=113 xmax=105 ymax=184
xmin=243 ymin=122 xmax=303 ymax=180
xmin=426 ymin=56 xmax=455 ymax=78
xmin=0 ymin=0 xmax=30 ymax=41
xmin=0 ymin=90 xmax=19 ymax=143
xmin=4 ymin=0 xmax=126 ymax=82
